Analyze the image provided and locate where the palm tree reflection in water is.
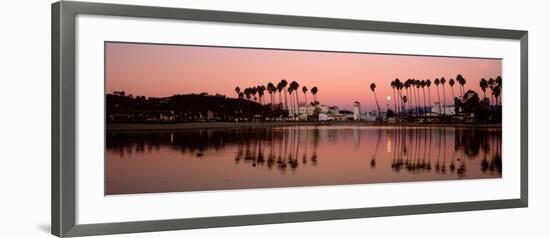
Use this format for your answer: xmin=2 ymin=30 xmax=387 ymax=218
xmin=387 ymin=127 xmax=501 ymax=176
xmin=106 ymin=126 xmax=502 ymax=193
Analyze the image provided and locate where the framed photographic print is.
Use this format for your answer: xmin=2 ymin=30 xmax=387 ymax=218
xmin=52 ymin=1 xmax=528 ymax=237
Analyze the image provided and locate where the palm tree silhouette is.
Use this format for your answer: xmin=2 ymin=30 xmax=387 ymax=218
xmin=456 ymin=74 xmax=466 ymax=97
xmin=276 ymin=81 xmax=284 ymax=111
xmin=287 ymin=86 xmax=294 ymax=120
xmin=404 ymin=81 xmax=411 ymax=114
xmin=421 ymin=80 xmax=427 ymax=114
xmin=415 ymin=80 xmax=421 ymax=114
xmin=235 ymin=87 xmax=242 ymax=117
xmin=434 ymin=78 xmax=441 ymax=115
xmin=280 ymin=79 xmax=289 ymax=110
xmin=267 ymin=82 xmax=276 ymax=110
xmin=391 ymin=80 xmax=398 ymax=115
xmin=244 ymin=88 xmax=251 ymax=101
xmin=426 ymin=79 xmax=432 ymax=112
xmin=492 ymin=82 xmax=501 ymax=106
xmin=302 ymin=86 xmax=308 ymax=119
xmin=290 ymin=81 xmax=300 ymax=119
xmin=440 ymin=77 xmax=447 ymax=116
xmin=402 ymin=96 xmax=408 ymax=115
xmin=395 ymin=79 xmax=403 ymax=116
xmin=405 ymin=79 xmax=412 ymax=115
xmin=449 ymin=78 xmax=456 ymax=113
xmin=235 ymin=86 xmax=241 ymax=98
xmin=251 ymin=87 xmax=258 ymax=103
xmin=311 ymin=86 xmax=318 ymax=103
xmin=495 ymin=76 xmax=502 ymax=106
xmin=410 ymin=80 xmax=416 ymax=114
xmin=258 ymin=85 xmax=266 ymax=105
xmin=479 ymin=78 xmax=488 ymax=99
xmin=449 ymin=78 xmax=456 ymax=101
xmin=370 ymin=83 xmax=381 ymax=120
xmin=488 ymin=78 xmax=495 ymax=105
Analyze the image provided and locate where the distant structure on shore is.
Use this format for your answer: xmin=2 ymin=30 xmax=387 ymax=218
xmin=353 ymin=101 xmax=361 ymax=120
xmin=317 ymin=101 xmax=378 ymax=122
xmin=431 ymin=102 xmax=456 ymax=116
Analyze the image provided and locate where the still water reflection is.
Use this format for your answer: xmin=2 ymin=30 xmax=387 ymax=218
xmin=106 ymin=126 xmax=501 ymax=195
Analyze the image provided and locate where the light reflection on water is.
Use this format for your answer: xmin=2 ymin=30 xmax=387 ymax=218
xmin=106 ymin=126 xmax=501 ymax=195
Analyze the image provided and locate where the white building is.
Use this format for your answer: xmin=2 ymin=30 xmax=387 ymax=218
xmin=319 ymin=105 xmax=330 ymax=114
xmin=328 ymin=106 xmax=339 ymax=115
xmin=431 ymin=102 xmax=456 ymax=115
xmin=353 ymin=101 xmax=361 ymax=120
xmin=318 ymin=113 xmax=333 ymax=121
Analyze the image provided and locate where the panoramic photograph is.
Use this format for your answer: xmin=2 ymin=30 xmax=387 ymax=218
xmin=105 ymin=42 xmax=503 ymax=195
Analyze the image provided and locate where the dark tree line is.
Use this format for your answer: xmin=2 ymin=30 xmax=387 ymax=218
xmin=107 ymin=92 xmax=286 ymax=122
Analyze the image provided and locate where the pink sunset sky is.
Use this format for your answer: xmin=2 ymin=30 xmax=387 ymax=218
xmin=106 ymin=42 xmax=501 ymax=111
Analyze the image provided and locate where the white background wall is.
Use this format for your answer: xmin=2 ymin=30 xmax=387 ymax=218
xmin=0 ymin=0 xmax=546 ymax=237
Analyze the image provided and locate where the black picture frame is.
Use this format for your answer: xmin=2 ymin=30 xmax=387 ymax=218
xmin=52 ymin=1 xmax=528 ymax=237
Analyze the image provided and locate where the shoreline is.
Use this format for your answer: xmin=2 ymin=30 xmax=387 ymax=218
xmin=106 ymin=121 xmax=502 ymax=132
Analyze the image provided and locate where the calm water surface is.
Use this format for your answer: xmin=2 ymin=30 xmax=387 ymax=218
xmin=106 ymin=126 xmax=502 ymax=195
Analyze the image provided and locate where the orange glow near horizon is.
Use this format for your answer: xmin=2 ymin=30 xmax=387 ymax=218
xmin=105 ymin=42 xmax=502 ymax=111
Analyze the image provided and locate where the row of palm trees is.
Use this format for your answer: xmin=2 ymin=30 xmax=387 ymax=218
xmin=479 ymin=76 xmax=503 ymax=106
xmin=369 ymin=74 xmax=502 ymax=119
xmin=235 ymin=79 xmax=319 ymax=119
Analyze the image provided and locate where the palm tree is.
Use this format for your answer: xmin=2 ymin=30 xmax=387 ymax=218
xmin=287 ymin=86 xmax=295 ymax=119
xmin=235 ymin=86 xmax=241 ymax=98
xmin=404 ymin=81 xmax=410 ymax=114
xmin=402 ymin=96 xmax=408 ymax=115
xmin=235 ymin=86 xmax=242 ymax=116
xmin=244 ymin=88 xmax=251 ymax=101
xmin=434 ymin=78 xmax=441 ymax=115
xmin=488 ymin=78 xmax=496 ymax=105
xmin=408 ymin=79 xmax=415 ymax=114
xmin=479 ymin=78 xmax=488 ymax=99
xmin=238 ymin=92 xmax=244 ymax=100
xmin=280 ymin=79 xmax=289 ymax=110
xmin=258 ymin=85 xmax=266 ymax=105
xmin=440 ymin=77 xmax=447 ymax=116
xmin=396 ymin=79 xmax=404 ymax=115
xmin=421 ymin=80 xmax=427 ymax=114
xmin=492 ymin=81 xmax=502 ymax=106
xmin=251 ymin=87 xmax=258 ymax=103
xmin=290 ymin=81 xmax=300 ymax=119
xmin=276 ymin=81 xmax=284 ymax=109
xmin=495 ymin=76 xmax=502 ymax=106
xmin=426 ymin=79 xmax=432 ymax=111
xmin=302 ymin=86 xmax=308 ymax=119
xmin=370 ymin=83 xmax=381 ymax=120
xmin=449 ymin=78 xmax=456 ymax=100
xmin=415 ymin=80 xmax=421 ymax=114
xmin=267 ymin=82 xmax=276 ymax=109
xmin=408 ymin=79 xmax=415 ymax=115
xmin=311 ymin=86 xmax=318 ymax=103
xmin=311 ymin=86 xmax=319 ymax=121
xmin=449 ymin=78 xmax=456 ymax=112
xmin=413 ymin=79 xmax=419 ymax=115
xmin=391 ymin=80 xmax=398 ymax=115
xmin=457 ymin=74 xmax=466 ymax=97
